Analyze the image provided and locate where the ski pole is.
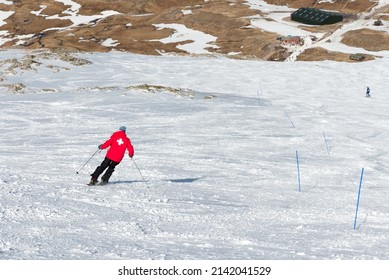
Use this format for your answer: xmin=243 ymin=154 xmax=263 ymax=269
xmin=76 ymin=149 xmax=101 ymax=174
xmin=132 ymin=158 xmax=149 ymax=188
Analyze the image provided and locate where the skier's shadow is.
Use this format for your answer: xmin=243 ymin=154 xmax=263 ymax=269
xmin=165 ymin=177 xmax=202 ymax=183
xmin=110 ymin=180 xmax=144 ymax=185
xmin=111 ymin=177 xmax=202 ymax=185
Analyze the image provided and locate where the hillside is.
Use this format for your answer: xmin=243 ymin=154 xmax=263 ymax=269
xmin=1 ymin=0 xmax=389 ymax=62
xmin=1 ymin=48 xmax=389 ymax=261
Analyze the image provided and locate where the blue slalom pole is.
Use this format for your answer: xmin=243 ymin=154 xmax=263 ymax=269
xmin=323 ymin=132 xmax=330 ymax=155
xmin=296 ymin=150 xmax=301 ymax=192
xmin=354 ymin=167 xmax=365 ymax=230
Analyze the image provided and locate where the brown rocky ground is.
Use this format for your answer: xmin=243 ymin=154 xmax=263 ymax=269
xmin=296 ymin=47 xmax=376 ymax=62
xmin=0 ymin=0 xmax=388 ymax=61
xmin=342 ymin=28 xmax=389 ymax=52
xmin=265 ymin=0 xmax=375 ymax=13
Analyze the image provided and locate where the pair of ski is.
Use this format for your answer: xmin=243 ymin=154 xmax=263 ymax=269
xmin=87 ymin=181 xmax=108 ymax=186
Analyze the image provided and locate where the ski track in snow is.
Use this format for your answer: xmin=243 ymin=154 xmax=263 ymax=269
xmin=0 ymin=50 xmax=388 ymax=259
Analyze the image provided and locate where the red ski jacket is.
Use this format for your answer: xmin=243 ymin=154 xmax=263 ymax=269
xmin=100 ymin=130 xmax=134 ymax=163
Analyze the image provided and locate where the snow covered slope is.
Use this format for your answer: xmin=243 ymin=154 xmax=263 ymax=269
xmin=0 ymin=50 xmax=388 ymax=259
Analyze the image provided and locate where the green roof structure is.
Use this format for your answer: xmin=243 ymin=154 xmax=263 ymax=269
xmin=291 ymin=8 xmax=343 ymax=25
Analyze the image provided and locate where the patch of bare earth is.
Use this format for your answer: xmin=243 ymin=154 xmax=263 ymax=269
xmin=264 ymin=0 xmax=375 ymax=13
xmin=296 ymin=47 xmax=375 ymax=62
xmin=341 ymin=28 xmax=389 ymax=52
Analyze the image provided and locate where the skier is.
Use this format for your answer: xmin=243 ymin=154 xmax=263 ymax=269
xmin=366 ymin=86 xmax=371 ymax=98
xmin=89 ymin=126 xmax=134 ymax=185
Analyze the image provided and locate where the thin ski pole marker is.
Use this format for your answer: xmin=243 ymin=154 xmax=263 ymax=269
xmin=256 ymin=88 xmax=261 ymax=106
xmin=323 ymin=132 xmax=330 ymax=156
xmin=296 ymin=150 xmax=301 ymax=192
xmin=284 ymin=110 xmax=295 ymax=128
xmin=354 ymin=167 xmax=364 ymax=230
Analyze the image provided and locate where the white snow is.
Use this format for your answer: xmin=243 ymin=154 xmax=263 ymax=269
xmin=182 ymin=9 xmax=193 ymax=15
xmin=248 ymin=16 xmax=318 ymax=37
xmin=55 ymin=0 xmax=82 ymax=14
xmin=0 ymin=0 xmax=12 ymax=5
xmin=0 ymin=49 xmax=388 ymax=262
xmin=0 ymin=11 xmax=13 ymax=27
xmin=0 ymin=31 xmax=10 ymax=46
xmin=101 ymin=38 xmax=119 ymax=47
xmin=245 ymin=0 xmax=294 ymax=13
xmin=26 ymin=0 xmax=120 ymax=30
xmin=31 ymin=5 xmax=48 ymax=17
xmin=46 ymin=9 xmax=120 ymax=27
xmin=152 ymin=23 xmax=218 ymax=54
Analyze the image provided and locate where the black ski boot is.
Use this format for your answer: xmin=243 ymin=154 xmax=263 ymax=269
xmin=88 ymin=177 xmax=98 ymax=186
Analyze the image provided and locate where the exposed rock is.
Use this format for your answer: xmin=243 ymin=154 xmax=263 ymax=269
xmin=58 ymin=52 xmax=92 ymax=66
xmin=1 ymin=83 xmax=26 ymax=93
xmin=126 ymin=84 xmax=195 ymax=98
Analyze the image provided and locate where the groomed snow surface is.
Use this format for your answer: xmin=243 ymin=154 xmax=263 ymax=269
xmin=0 ymin=50 xmax=388 ymax=260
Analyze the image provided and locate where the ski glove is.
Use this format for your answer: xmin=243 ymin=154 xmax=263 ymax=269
xmin=98 ymin=144 xmax=102 ymax=149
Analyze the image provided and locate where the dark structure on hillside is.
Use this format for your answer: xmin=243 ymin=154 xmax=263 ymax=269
xmin=374 ymin=19 xmax=383 ymax=26
xmin=349 ymin=53 xmax=365 ymax=62
xmin=291 ymin=8 xmax=343 ymax=25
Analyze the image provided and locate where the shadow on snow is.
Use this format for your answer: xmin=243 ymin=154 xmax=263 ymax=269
xmin=110 ymin=177 xmax=202 ymax=185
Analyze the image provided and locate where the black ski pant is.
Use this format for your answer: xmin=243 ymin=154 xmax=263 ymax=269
xmin=91 ymin=157 xmax=119 ymax=182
